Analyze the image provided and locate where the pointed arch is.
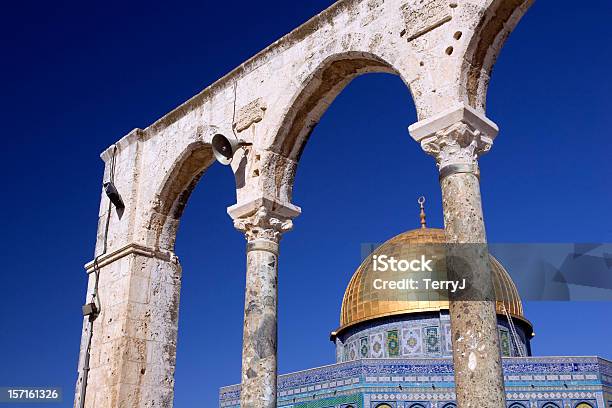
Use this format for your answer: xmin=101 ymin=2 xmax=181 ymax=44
xmin=270 ymin=51 xmax=414 ymax=161
xmin=461 ymin=0 xmax=534 ymax=110
xmin=147 ymin=141 xmax=215 ymax=251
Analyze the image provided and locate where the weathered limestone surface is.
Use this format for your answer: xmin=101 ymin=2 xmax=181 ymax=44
xmin=442 ymin=172 xmax=506 ymax=407
xmin=410 ymin=105 xmax=504 ymax=407
xmin=241 ymin=248 xmax=278 ymax=408
xmin=76 ymin=0 xmax=533 ymax=406
xmin=75 ymin=250 xmax=180 ymax=407
xmin=84 ymin=0 xmax=534 ymax=264
xmin=232 ymin=206 xmax=296 ymax=408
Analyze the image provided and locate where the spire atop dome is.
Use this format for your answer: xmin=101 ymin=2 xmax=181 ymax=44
xmin=418 ymin=196 xmax=427 ymax=229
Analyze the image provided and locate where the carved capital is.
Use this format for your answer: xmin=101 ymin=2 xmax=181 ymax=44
xmin=421 ymin=121 xmax=493 ymax=170
xmin=234 ymin=206 xmax=293 ymax=243
xmin=409 ymin=104 xmax=499 ymax=177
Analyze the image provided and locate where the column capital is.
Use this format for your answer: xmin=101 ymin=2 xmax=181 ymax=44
xmin=408 ymin=104 xmax=499 ymax=178
xmin=228 ymin=196 xmax=300 ymax=243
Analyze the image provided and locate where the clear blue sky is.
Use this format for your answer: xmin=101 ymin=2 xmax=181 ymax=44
xmin=1 ymin=1 xmax=611 ymax=407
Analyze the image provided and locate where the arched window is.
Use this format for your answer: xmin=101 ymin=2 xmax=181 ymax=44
xmin=575 ymin=403 xmax=592 ymax=408
xmin=375 ymin=404 xmax=393 ymax=408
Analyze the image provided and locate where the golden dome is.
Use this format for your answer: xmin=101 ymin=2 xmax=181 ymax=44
xmin=337 ymin=228 xmax=530 ymax=335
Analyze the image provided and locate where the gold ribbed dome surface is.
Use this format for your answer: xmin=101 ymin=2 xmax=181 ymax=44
xmin=339 ymin=228 xmax=528 ymax=333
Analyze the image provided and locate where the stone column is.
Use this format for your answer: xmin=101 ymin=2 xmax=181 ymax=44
xmin=230 ymin=200 xmax=299 ymax=408
xmin=409 ymin=105 xmax=505 ymax=407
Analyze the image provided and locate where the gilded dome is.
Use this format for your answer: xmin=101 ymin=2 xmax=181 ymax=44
xmin=337 ymin=228 xmax=530 ymax=335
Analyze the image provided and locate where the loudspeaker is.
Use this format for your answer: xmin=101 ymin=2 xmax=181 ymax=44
xmin=212 ymin=134 xmax=250 ymax=165
xmin=103 ymin=181 xmax=124 ymax=209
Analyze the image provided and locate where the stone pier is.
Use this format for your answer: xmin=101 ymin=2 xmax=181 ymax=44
xmin=410 ymin=104 xmax=505 ymax=407
xmin=75 ymin=246 xmax=181 ymax=407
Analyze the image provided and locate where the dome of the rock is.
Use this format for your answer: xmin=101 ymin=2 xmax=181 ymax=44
xmin=338 ymin=227 xmax=529 ymax=333
xmin=330 ymin=225 xmax=533 ymax=361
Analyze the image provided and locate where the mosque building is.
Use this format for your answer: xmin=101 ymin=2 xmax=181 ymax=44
xmin=220 ymin=203 xmax=611 ymax=408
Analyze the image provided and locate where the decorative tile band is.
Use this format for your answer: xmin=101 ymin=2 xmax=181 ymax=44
xmin=220 ymin=356 xmax=612 ymax=405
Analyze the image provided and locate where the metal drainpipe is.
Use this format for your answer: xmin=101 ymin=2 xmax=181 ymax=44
xmin=78 ymin=318 xmax=95 ymax=408
xmin=77 ymin=145 xmax=117 ymax=408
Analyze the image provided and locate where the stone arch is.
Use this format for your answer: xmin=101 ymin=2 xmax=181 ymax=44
xmin=461 ymin=0 xmax=533 ymax=111
xmin=147 ymin=140 xmax=216 ymax=252
xmin=270 ymin=51 xmax=414 ymax=161
xmin=75 ymin=1 xmax=540 ymax=407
